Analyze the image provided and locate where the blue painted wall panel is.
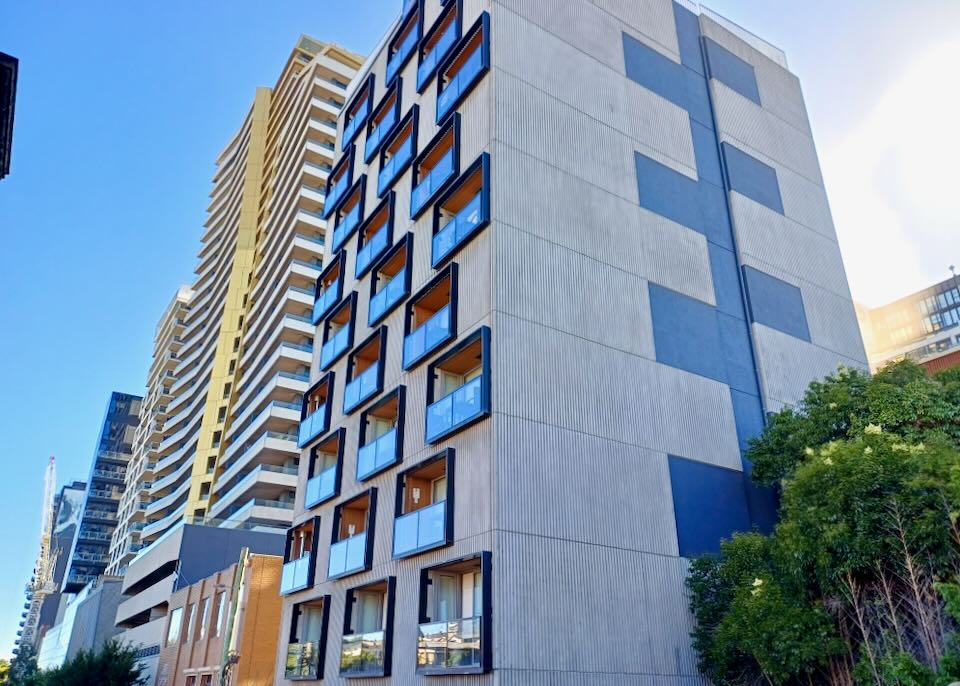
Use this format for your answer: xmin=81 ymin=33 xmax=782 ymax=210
xmin=707 ymin=243 xmax=745 ymax=320
xmin=649 ymin=283 xmax=726 ymax=385
xmin=704 ymin=38 xmax=761 ymax=105
xmin=729 ymin=389 xmax=764 ymax=452
xmin=623 ymin=33 xmax=689 ymax=113
xmin=672 ymin=3 xmax=704 ymax=74
xmin=717 ymin=313 xmax=761 ymax=396
xmin=722 ymin=143 xmax=785 ymax=214
xmin=742 ymin=265 xmax=811 ymax=341
xmin=668 ymin=455 xmax=751 ymax=557
xmin=690 ymin=120 xmax=722 ymax=187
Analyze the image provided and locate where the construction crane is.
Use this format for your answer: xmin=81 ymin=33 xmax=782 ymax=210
xmin=18 ymin=456 xmax=58 ymax=650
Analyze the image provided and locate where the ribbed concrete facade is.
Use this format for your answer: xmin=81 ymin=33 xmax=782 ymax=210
xmin=278 ymin=1 xmax=866 ymax=684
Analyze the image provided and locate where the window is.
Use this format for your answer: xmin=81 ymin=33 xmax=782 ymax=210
xmin=411 ymin=113 xmax=460 ymax=218
xmin=416 ymin=553 xmax=491 ymax=674
xmin=341 ymin=74 xmax=374 ymax=150
xmin=286 ymin=597 xmax=330 ymax=680
xmin=328 ymin=490 xmax=377 ymax=580
xmin=184 ymin=603 xmax=197 ymax=645
xmin=393 ymin=449 xmax=454 ymax=558
xmin=358 ymin=387 xmax=406 ymax=481
xmin=378 ymin=106 xmax=419 ymax=197
xmin=322 ymin=145 xmax=355 ymax=219
xmin=432 ymin=152 xmax=490 ymax=267
xmin=165 ymin=606 xmax=184 ymax=647
xmin=368 ymin=233 xmax=414 ymax=326
xmin=281 ymin=518 xmax=319 ymax=595
xmin=199 ymin=676 xmax=212 ymax=686
xmin=197 ymin=596 xmax=211 ymax=640
xmin=298 ymin=373 xmax=333 ymax=448
xmin=214 ymin=591 xmax=226 ymax=637
xmin=365 ymin=80 xmax=402 ymax=163
xmin=305 ymin=428 xmax=344 ymax=508
xmin=340 ymin=577 xmax=396 ymax=678
xmin=320 ymin=292 xmax=357 ymax=370
xmin=313 ymin=253 xmax=345 ymax=324
xmin=329 ymin=175 xmax=366 ymax=253
xmin=185 ymin=677 xmax=196 ymax=686
xmin=403 ymin=264 xmax=458 ymax=370
xmin=386 ymin=2 xmax=422 ymax=84
xmin=417 ymin=0 xmax=462 ymax=92
xmin=436 ymin=12 xmax=490 ymax=123
xmin=425 ymin=326 xmax=491 ymax=443
xmin=343 ymin=328 xmax=387 ymax=414
xmin=355 ymin=193 xmax=395 ymax=279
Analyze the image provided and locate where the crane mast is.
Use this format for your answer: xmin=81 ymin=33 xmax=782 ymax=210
xmin=18 ymin=456 xmax=58 ymax=649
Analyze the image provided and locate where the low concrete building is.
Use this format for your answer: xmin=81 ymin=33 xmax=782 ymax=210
xmin=36 ymin=577 xmax=123 ymax=670
xmin=155 ymin=553 xmax=282 ymax=686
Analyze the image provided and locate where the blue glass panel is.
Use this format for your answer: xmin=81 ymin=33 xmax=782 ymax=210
xmin=418 ymin=22 xmax=458 ymax=90
xmin=387 ymin=24 xmax=420 ymax=83
xmin=426 ymin=375 xmax=484 ymax=442
xmin=320 ymin=326 xmax=351 ymax=369
xmin=280 ymin=555 xmax=312 ymax=594
xmin=704 ymin=38 xmax=761 ymax=105
xmin=312 ymin=278 xmax=341 ymax=324
xmin=742 ymin=265 xmax=811 ymax=341
xmin=343 ymin=100 xmax=370 ymax=147
xmin=343 ymin=362 xmax=381 ymax=413
xmin=331 ymin=203 xmax=361 ymax=253
xmin=305 ymin=465 xmax=338 ymax=506
xmin=403 ymin=304 xmax=453 ymax=369
xmin=393 ymin=501 xmax=446 ymax=557
xmin=327 ymin=532 xmax=367 ymax=578
xmin=298 ymin=406 xmax=329 ymax=448
xmin=437 ymin=47 xmax=484 ymax=123
xmin=401 ymin=0 xmax=417 ymax=17
xmin=365 ymin=108 xmax=398 ymax=162
xmin=432 ymin=192 xmax=485 ymax=266
xmin=369 ymin=271 xmax=408 ymax=325
xmin=355 ymin=225 xmax=390 ymax=278
xmin=356 ymin=427 xmax=398 ymax=480
xmin=721 ymin=143 xmax=784 ymax=214
xmin=324 ymin=175 xmax=349 ymax=218
xmin=668 ymin=455 xmax=751 ymax=557
xmin=411 ymin=149 xmax=455 ymax=217
xmin=378 ymin=136 xmax=414 ymax=196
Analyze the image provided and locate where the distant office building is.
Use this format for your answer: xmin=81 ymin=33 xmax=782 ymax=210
xmin=857 ymin=274 xmax=960 ymax=372
xmin=0 ymin=51 xmax=16 ymax=179
xmin=113 ymin=523 xmax=284 ymax=686
xmin=36 ymin=577 xmax=124 ymax=670
xmin=277 ymin=0 xmax=866 ymax=683
xmin=154 ymin=552 xmax=282 ymax=686
xmin=62 ymin=392 xmax=142 ymax=593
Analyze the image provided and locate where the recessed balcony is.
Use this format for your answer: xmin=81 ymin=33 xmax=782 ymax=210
xmin=365 ymin=83 xmax=401 ymax=163
xmin=343 ymin=328 xmax=386 ymax=414
xmin=426 ymin=327 xmax=491 ymax=443
xmin=433 ymin=153 xmax=490 ymax=267
xmin=319 ymin=293 xmax=357 ymax=371
xmin=304 ymin=429 xmax=343 ymax=508
xmin=329 ymin=177 xmax=366 ymax=253
xmin=340 ymin=577 xmax=395 ymax=678
xmin=377 ymin=107 xmax=418 ymax=197
xmin=403 ymin=264 xmax=457 ymax=369
xmin=354 ymin=194 xmax=394 ymax=278
xmin=411 ymin=114 xmax=459 ymax=218
xmin=393 ymin=449 xmax=452 ymax=558
xmin=386 ymin=8 xmax=421 ymax=84
xmin=312 ymin=254 xmax=345 ymax=325
xmin=341 ymin=74 xmax=374 ymax=150
xmin=328 ymin=490 xmax=376 ymax=580
xmin=357 ymin=387 xmax=405 ymax=481
xmin=281 ymin=518 xmax=317 ymax=595
xmin=436 ymin=13 xmax=490 ymax=124
xmin=418 ymin=0 xmax=460 ymax=91
xmin=368 ymin=233 xmax=412 ymax=327
xmin=297 ymin=374 xmax=333 ymax=448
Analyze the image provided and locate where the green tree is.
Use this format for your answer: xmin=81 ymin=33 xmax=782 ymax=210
xmin=6 ymin=642 xmax=39 ymax=686
xmin=0 ymin=658 xmax=11 ymax=684
xmin=35 ymin=641 xmax=144 ymax=686
xmin=688 ymin=362 xmax=960 ymax=685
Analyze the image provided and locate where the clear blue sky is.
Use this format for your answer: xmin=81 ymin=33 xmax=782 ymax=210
xmin=1 ymin=0 xmax=957 ymax=658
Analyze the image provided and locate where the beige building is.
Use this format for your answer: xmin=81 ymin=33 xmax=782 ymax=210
xmin=155 ymin=552 xmax=282 ymax=686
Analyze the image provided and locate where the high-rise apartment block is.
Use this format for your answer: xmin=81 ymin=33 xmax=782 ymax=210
xmin=62 ymin=391 xmax=141 ymax=593
xmin=277 ymin=0 xmax=866 ymax=683
xmin=857 ymin=274 xmax=960 ymax=373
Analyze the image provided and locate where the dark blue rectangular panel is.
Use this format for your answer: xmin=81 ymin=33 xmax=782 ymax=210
xmin=704 ymin=38 xmax=761 ymax=105
xmin=668 ymin=455 xmax=751 ymax=557
xmin=717 ymin=313 xmax=761 ymax=396
xmin=622 ymin=33 xmax=712 ymax=127
xmin=649 ymin=283 xmax=726 ymax=385
xmin=690 ymin=120 xmax=722 ymax=187
xmin=729 ymin=389 xmax=764 ymax=452
xmin=707 ymin=243 xmax=745 ymax=320
xmin=672 ymin=2 xmax=704 ymax=74
xmin=742 ymin=265 xmax=811 ymax=341
xmin=722 ymin=143 xmax=784 ymax=214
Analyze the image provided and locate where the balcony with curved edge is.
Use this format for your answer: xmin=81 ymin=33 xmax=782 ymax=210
xmin=207 ymin=464 xmax=298 ymax=520
xmin=215 ymin=431 xmax=299 ymax=493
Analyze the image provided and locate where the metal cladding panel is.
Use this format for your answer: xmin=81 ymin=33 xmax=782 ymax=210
xmin=493 ymin=313 xmax=742 ymax=471
xmin=495 ymin=5 xmax=696 ymax=173
xmin=491 ymin=142 xmax=715 ymax=305
xmin=592 ymin=0 xmax=682 ymax=59
xmin=492 ymin=530 xmax=701 ymax=677
xmin=495 ymin=414 xmax=678 ymax=556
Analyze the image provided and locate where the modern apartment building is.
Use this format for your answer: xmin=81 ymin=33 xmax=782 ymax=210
xmin=857 ymin=273 xmax=960 ymax=373
xmin=277 ymin=0 xmax=866 ymax=683
xmin=62 ymin=392 xmax=141 ymax=593
xmin=36 ymin=577 xmax=124 ymax=670
xmin=108 ymin=286 xmax=193 ymax=576
xmin=0 ymin=51 xmax=16 ymax=180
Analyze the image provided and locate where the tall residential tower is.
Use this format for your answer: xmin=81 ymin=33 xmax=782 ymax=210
xmin=277 ymin=0 xmax=867 ymax=683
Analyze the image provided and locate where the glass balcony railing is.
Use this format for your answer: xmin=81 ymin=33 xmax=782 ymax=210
xmin=323 ymin=174 xmax=349 ymax=218
xmin=401 ymin=0 xmax=417 ymax=18
xmin=298 ymin=405 xmax=329 ymax=448
xmin=416 ymin=617 xmax=482 ymax=673
xmin=393 ymin=500 xmax=446 ymax=557
xmin=312 ymin=278 xmax=341 ymax=324
xmin=343 ymin=363 xmax=381 ymax=413
xmin=386 ymin=26 xmax=419 ymax=83
xmin=378 ymin=136 xmax=414 ymax=196
xmin=418 ymin=22 xmax=458 ymax=91
xmin=328 ymin=532 xmax=367 ymax=579
xmin=437 ymin=47 xmax=485 ymax=122
xmin=320 ymin=326 xmax=351 ymax=369
xmin=355 ymin=226 xmax=390 ymax=278
xmin=426 ymin=375 xmax=485 ymax=442
xmin=305 ymin=464 xmax=337 ymax=507
xmin=340 ymin=630 xmax=386 ymax=677
xmin=403 ymin=304 xmax=453 ymax=368
xmin=411 ymin=149 xmax=455 ymax=217
xmin=342 ymin=100 xmax=370 ymax=147
xmin=280 ymin=554 xmax=312 ymax=595
xmin=365 ymin=108 xmax=398 ymax=162
xmin=356 ymin=428 xmax=398 ymax=481
xmin=433 ymin=191 xmax=485 ymax=266
xmin=330 ymin=203 xmax=361 ymax=253
xmin=369 ymin=271 xmax=408 ymax=326
xmin=285 ymin=641 xmax=320 ymax=680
